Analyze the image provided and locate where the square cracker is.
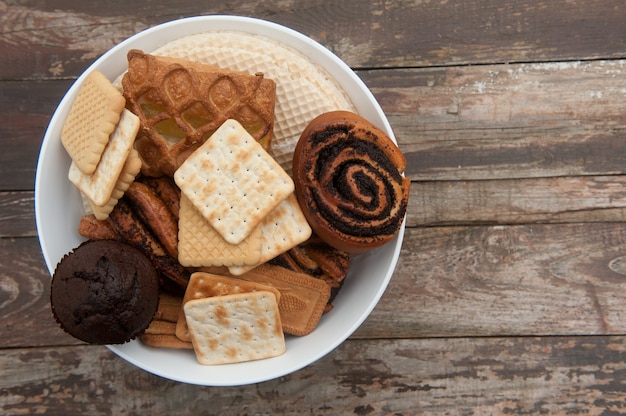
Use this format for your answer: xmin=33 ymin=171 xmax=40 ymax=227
xmin=184 ymin=291 xmax=285 ymax=365
xmin=68 ymin=109 xmax=140 ymax=206
xmin=177 ymin=194 xmax=262 ymax=268
xmin=86 ymin=148 xmax=142 ymax=220
xmin=174 ymin=119 xmax=294 ymax=245
xmin=229 ymin=193 xmax=312 ymax=276
xmin=176 ymin=271 xmax=281 ymax=342
xmin=61 ymin=70 xmax=126 ymax=175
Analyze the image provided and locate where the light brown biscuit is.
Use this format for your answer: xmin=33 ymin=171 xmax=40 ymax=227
xmin=177 ymin=194 xmax=262 ymax=267
xmin=176 ymin=271 xmax=280 ymax=342
xmin=238 ymin=264 xmax=331 ymax=336
xmin=144 ymin=319 xmax=177 ymax=335
xmin=87 ymin=149 xmax=142 ymax=220
xmin=140 ymin=295 xmax=192 ymax=350
xmin=184 ymin=291 xmax=285 ymax=365
xmin=153 ymin=292 xmax=183 ymax=323
xmin=174 ymin=119 xmax=294 ymax=245
xmin=228 ymin=193 xmax=312 ymax=275
xmin=77 ymin=214 xmax=118 ymax=240
xmin=69 ymin=109 xmax=140 ymax=206
xmin=140 ymin=333 xmax=193 ymax=350
xmin=61 ymin=70 xmax=126 ymax=175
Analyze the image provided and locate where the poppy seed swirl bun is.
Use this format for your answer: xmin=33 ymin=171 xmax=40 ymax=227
xmin=293 ymin=111 xmax=410 ymax=253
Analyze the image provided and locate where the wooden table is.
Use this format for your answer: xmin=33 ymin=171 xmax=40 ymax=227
xmin=3 ymin=1 xmax=626 ymax=414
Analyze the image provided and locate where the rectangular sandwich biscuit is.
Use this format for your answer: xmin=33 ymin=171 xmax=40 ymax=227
xmin=87 ymin=149 xmax=142 ymax=220
xmin=69 ymin=109 xmax=140 ymax=206
xmin=238 ymin=264 xmax=331 ymax=336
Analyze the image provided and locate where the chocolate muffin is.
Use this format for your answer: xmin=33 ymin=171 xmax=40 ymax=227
xmin=50 ymin=239 xmax=160 ymax=344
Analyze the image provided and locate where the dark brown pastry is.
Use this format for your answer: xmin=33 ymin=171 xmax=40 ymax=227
xmin=50 ymin=239 xmax=160 ymax=344
xmin=125 ymin=181 xmax=179 ymax=258
xmin=78 ymin=189 xmax=190 ymax=295
xmin=292 ymin=111 xmax=410 ymax=253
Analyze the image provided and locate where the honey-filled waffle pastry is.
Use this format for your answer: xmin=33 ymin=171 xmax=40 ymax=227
xmin=122 ymin=49 xmax=276 ymax=177
xmin=150 ymin=31 xmax=356 ymax=175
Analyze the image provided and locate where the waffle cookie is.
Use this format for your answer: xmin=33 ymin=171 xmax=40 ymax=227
xmin=150 ymin=31 xmax=355 ymax=175
xmin=122 ymin=49 xmax=276 ymax=177
xmin=61 ymin=70 xmax=126 ymax=175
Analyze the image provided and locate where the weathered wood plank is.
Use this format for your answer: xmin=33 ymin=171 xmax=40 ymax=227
xmin=2 ymin=0 xmax=626 ymax=80
xmin=408 ymin=176 xmax=626 ymax=226
xmin=363 ymin=60 xmax=626 ymax=181
xmin=0 ymin=80 xmax=70 ymax=191
xmin=10 ymin=173 xmax=626 ymax=240
xmin=1 ymin=336 xmax=625 ymax=415
xmin=356 ymin=221 xmax=626 ymax=338
xmin=0 ymin=237 xmax=73 ymax=348
xmin=6 ymin=60 xmax=626 ymax=190
xmin=5 ymin=220 xmax=626 ymax=349
xmin=0 ymin=192 xmax=36 ymax=237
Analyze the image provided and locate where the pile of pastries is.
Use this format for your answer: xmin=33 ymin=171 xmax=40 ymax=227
xmin=49 ymin=31 xmax=410 ymax=366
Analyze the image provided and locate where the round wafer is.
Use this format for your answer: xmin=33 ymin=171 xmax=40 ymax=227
xmin=151 ymin=31 xmax=355 ymax=174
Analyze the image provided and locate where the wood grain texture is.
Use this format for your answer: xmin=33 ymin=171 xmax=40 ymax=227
xmin=0 ymin=192 xmax=35 ymax=237
xmin=0 ymin=80 xmax=69 ymax=190
xmin=408 ymin=176 xmax=626 ymax=226
xmin=3 ymin=0 xmax=626 ymax=412
xmin=2 ymin=0 xmax=626 ymax=80
xmin=358 ymin=222 xmax=626 ymax=338
xmin=7 ymin=60 xmax=626 ymax=190
xmin=5 ymin=221 xmax=626 ymax=348
xmin=0 ymin=237 xmax=74 ymax=348
xmin=362 ymin=60 xmax=626 ymax=181
xmin=1 ymin=336 xmax=626 ymax=415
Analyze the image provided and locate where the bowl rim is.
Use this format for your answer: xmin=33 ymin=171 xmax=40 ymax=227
xmin=35 ymin=15 xmax=405 ymax=386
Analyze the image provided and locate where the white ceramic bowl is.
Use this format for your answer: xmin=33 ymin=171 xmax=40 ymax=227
xmin=35 ymin=15 xmax=404 ymax=386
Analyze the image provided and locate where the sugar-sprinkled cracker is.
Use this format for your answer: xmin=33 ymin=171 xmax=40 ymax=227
xmin=229 ymin=193 xmax=312 ymax=275
xmin=176 ymin=271 xmax=281 ymax=342
xmin=174 ymin=119 xmax=294 ymax=245
xmin=184 ymin=291 xmax=285 ymax=365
